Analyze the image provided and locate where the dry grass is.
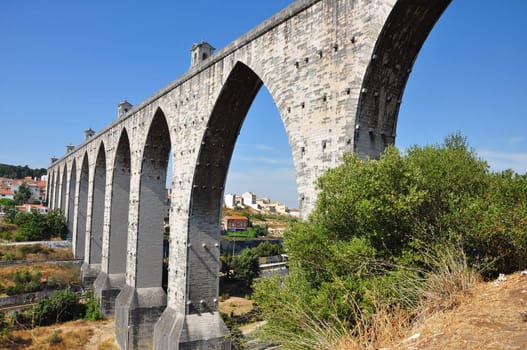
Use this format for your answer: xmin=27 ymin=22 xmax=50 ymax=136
xmin=1 ymin=323 xmax=92 ymax=349
xmin=0 ymin=319 xmax=117 ymax=350
xmin=0 ymin=245 xmax=73 ymax=262
xmin=219 ymin=296 xmax=254 ymax=316
xmin=96 ymin=338 xmax=119 ymax=350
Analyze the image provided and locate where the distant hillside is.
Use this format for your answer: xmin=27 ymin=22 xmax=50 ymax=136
xmin=0 ymin=163 xmax=47 ymax=179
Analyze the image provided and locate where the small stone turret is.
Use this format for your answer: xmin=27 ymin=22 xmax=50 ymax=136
xmin=66 ymin=144 xmax=75 ymax=153
xmin=84 ymin=128 xmax=95 ymax=141
xmin=190 ymin=41 xmax=215 ymax=68
xmin=118 ymin=100 xmax=133 ymax=119
xmin=51 ymin=157 xmax=58 ymax=164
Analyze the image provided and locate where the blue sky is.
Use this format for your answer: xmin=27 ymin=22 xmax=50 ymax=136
xmin=1 ymin=1 xmax=526 ymax=208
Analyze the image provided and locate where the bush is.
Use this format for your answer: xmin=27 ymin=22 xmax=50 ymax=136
xmin=83 ymin=289 xmax=103 ymax=321
xmin=33 ymin=290 xmax=85 ymax=326
xmin=252 ymin=134 xmax=527 ymax=348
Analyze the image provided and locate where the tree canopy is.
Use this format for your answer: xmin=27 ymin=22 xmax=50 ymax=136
xmin=252 ymin=134 xmax=527 ymax=347
xmin=0 ymin=163 xmax=46 ymax=179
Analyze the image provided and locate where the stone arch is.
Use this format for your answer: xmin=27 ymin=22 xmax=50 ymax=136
xmin=90 ymin=142 xmax=107 ymax=265
xmin=136 ymin=108 xmax=171 ymax=289
xmin=46 ymin=171 xmax=53 ymax=208
xmin=108 ymin=129 xmax=131 ymax=277
xmin=76 ymin=153 xmax=89 ymax=259
xmin=53 ymin=168 xmax=60 ymax=209
xmin=354 ymin=0 xmax=451 ymax=159
xmin=186 ymin=61 xmax=263 ymax=310
xmin=67 ymin=159 xmax=77 ymax=239
xmin=60 ymin=164 xmax=68 ymax=213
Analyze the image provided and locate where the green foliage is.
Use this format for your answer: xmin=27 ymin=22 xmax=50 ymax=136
xmin=0 ymin=199 xmax=17 ymax=224
xmin=0 ymin=311 xmax=8 ymax=337
xmin=15 ymin=210 xmax=49 ymax=241
xmin=253 ymin=241 xmax=282 ymax=257
xmin=0 ymin=163 xmax=46 ymax=179
xmin=3 ymin=269 xmax=43 ymax=295
xmin=33 ymin=290 xmax=85 ymax=326
xmin=252 ymin=134 xmax=527 ymax=347
xmin=232 ymin=248 xmax=260 ymax=285
xmin=220 ymin=253 xmax=235 ymax=279
xmin=83 ymin=289 xmax=104 ymax=321
xmin=14 ymin=182 xmax=32 ymax=205
xmin=11 ymin=209 xmax=67 ymax=241
xmin=46 ymin=209 xmax=68 ymax=239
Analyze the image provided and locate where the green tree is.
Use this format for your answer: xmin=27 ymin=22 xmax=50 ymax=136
xmin=46 ymin=209 xmax=68 ymax=239
xmin=33 ymin=290 xmax=85 ymax=326
xmin=14 ymin=210 xmax=48 ymax=241
xmin=253 ymin=241 xmax=282 ymax=257
xmin=232 ymin=248 xmax=260 ymax=285
xmin=14 ymin=182 xmax=31 ymax=205
xmin=252 ymin=134 xmax=527 ymax=347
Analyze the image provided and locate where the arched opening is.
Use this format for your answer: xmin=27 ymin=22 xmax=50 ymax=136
xmin=108 ymin=130 xmax=131 ymax=277
xmin=46 ymin=171 xmax=53 ymax=208
xmin=137 ymin=108 xmax=171 ymax=289
xmin=53 ymin=169 xmax=60 ymax=209
xmin=67 ymin=159 xmax=77 ymax=240
xmin=396 ymin=1 xmax=527 ymax=171
xmin=90 ymin=143 xmax=106 ymax=265
xmin=354 ymin=0 xmax=451 ymax=159
xmin=60 ymin=165 xmax=67 ymax=214
xmin=187 ymin=61 xmax=266 ymax=311
xmin=225 ymin=87 xmax=298 ymax=211
xmin=76 ymin=154 xmax=89 ymax=259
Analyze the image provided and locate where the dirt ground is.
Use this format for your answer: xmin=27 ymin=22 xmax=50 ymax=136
xmin=0 ymin=319 xmax=117 ymax=350
xmin=3 ymin=272 xmax=527 ymax=349
xmin=397 ymin=271 xmax=527 ymax=349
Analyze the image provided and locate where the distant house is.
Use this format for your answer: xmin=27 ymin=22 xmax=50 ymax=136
xmin=17 ymin=204 xmax=49 ymax=214
xmin=223 ymin=194 xmax=236 ymax=209
xmin=0 ymin=189 xmax=14 ymax=200
xmin=222 ymin=215 xmax=249 ymax=232
xmin=288 ymin=209 xmax=301 ymax=218
xmin=242 ymin=192 xmax=259 ymax=209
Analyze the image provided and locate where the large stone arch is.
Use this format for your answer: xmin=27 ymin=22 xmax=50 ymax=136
xmin=115 ymin=109 xmax=170 ymax=349
xmin=47 ymin=1 xmax=475 ymax=348
xmin=75 ymin=153 xmax=89 ymax=259
xmin=60 ymin=164 xmax=68 ymax=215
xmin=67 ymin=159 xmax=77 ymax=239
xmin=354 ymin=0 xmax=451 ymax=158
xmin=53 ymin=168 xmax=60 ymax=209
xmin=82 ymin=142 xmax=107 ymax=284
xmin=94 ymin=128 xmax=132 ymax=315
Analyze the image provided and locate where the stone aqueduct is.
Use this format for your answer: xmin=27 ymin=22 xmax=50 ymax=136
xmin=46 ymin=0 xmax=451 ymax=348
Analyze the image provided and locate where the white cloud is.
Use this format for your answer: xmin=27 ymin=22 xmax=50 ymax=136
xmin=478 ymin=149 xmax=527 ymax=174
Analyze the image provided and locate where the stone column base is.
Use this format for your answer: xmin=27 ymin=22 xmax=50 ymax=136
xmin=81 ymin=263 xmax=101 ymax=287
xmin=93 ymin=272 xmax=125 ymax=317
xmin=115 ymin=285 xmax=167 ymax=350
xmin=154 ymin=307 xmax=231 ymax=350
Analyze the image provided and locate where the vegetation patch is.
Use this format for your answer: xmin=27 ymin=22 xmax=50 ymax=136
xmin=252 ymin=134 xmax=527 ymax=349
xmin=0 ymin=263 xmax=80 ymax=297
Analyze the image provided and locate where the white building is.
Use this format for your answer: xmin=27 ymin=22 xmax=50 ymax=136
xmin=223 ymin=194 xmax=236 ymax=209
xmin=241 ymin=191 xmax=259 ymax=209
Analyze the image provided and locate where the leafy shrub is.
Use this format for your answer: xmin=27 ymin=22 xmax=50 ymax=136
xmin=33 ymin=290 xmax=85 ymax=326
xmin=83 ymin=289 xmax=103 ymax=321
xmin=253 ymin=134 xmax=527 ymax=348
